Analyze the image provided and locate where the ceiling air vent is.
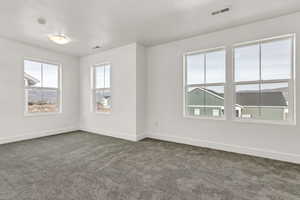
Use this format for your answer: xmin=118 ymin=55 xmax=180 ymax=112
xmin=211 ymin=7 xmax=230 ymax=16
xmin=93 ymin=45 xmax=101 ymax=49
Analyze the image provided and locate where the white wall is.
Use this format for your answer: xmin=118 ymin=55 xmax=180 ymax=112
xmin=146 ymin=12 xmax=300 ymax=164
xmin=136 ymin=44 xmax=147 ymax=138
xmin=80 ymin=43 xmax=147 ymax=141
xmin=80 ymin=44 xmax=138 ymax=140
xmin=0 ymin=37 xmax=80 ymax=144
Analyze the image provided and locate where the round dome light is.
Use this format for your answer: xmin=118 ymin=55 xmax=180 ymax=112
xmin=48 ymin=34 xmax=71 ymax=45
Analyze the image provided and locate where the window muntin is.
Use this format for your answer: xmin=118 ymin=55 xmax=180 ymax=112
xmin=24 ymin=60 xmax=60 ymax=114
xmin=93 ymin=64 xmax=111 ymax=113
xmin=234 ymin=35 xmax=294 ymax=122
xmin=184 ymin=48 xmax=226 ymax=118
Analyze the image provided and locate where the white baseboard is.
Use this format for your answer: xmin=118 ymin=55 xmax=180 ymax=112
xmin=0 ymin=127 xmax=78 ymax=145
xmin=146 ymin=132 xmax=300 ymax=165
xmin=81 ymin=127 xmax=140 ymax=142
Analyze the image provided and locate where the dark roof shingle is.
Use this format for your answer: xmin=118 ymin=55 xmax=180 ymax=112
xmin=236 ymin=91 xmax=287 ymax=106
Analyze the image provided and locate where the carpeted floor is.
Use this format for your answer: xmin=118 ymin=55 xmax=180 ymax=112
xmin=0 ymin=131 xmax=300 ymax=200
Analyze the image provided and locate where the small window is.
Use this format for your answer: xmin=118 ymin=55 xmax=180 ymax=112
xmin=24 ymin=60 xmax=61 ymax=114
xmin=184 ymin=48 xmax=225 ymax=118
xmin=212 ymin=109 xmax=220 ymax=117
xmin=194 ymin=108 xmax=201 ymax=116
xmin=234 ymin=35 xmax=295 ymax=122
xmin=92 ymin=64 xmax=111 ymax=113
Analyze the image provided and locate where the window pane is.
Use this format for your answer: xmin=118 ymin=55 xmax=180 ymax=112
xmin=95 ymin=89 xmax=111 ymax=112
xmin=186 ymin=54 xmax=204 ymax=85
xmin=235 ymin=84 xmax=260 ymax=119
xmin=261 ymin=82 xmax=288 ymax=121
xmin=43 ymin=64 xmax=58 ymax=88
xmin=105 ymin=65 xmax=110 ymax=88
xmin=24 ymin=60 xmax=41 ymax=87
xmin=261 ymin=39 xmax=291 ymax=80
xmin=206 ymin=50 xmax=225 ymax=83
xmin=26 ymin=88 xmax=42 ymax=113
xmin=235 ymin=44 xmax=260 ymax=82
xmin=235 ymin=83 xmax=289 ymax=121
xmin=186 ymin=86 xmax=224 ymax=117
xmin=41 ymin=89 xmax=58 ymax=113
xmin=26 ymin=89 xmax=58 ymax=113
xmin=95 ymin=66 xmax=105 ymax=88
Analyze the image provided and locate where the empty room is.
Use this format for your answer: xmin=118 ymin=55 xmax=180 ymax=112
xmin=1 ymin=0 xmax=300 ymax=199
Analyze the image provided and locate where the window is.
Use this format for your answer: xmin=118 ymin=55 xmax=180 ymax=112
xmin=24 ymin=60 xmax=61 ymax=114
xmin=184 ymin=48 xmax=226 ymax=118
xmin=234 ymin=35 xmax=294 ymax=122
xmin=212 ymin=109 xmax=220 ymax=117
xmin=194 ymin=108 xmax=200 ymax=116
xmin=92 ymin=64 xmax=111 ymax=113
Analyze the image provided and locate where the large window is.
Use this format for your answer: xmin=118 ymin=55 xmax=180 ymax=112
xmin=24 ymin=60 xmax=61 ymax=114
xmin=234 ymin=35 xmax=294 ymax=122
xmin=92 ymin=64 xmax=111 ymax=113
xmin=184 ymin=48 xmax=226 ymax=118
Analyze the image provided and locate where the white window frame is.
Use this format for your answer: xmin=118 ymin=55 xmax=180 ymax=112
xmin=232 ymin=34 xmax=296 ymax=125
xmin=24 ymin=58 xmax=62 ymax=116
xmin=183 ymin=47 xmax=226 ymax=120
xmin=91 ymin=63 xmax=112 ymax=114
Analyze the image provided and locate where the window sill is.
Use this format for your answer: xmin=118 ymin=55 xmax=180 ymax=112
xmin=94 ymin=111 xmax=111 ymax=115
xmin=24 ymin=112 xmax=62 ymax=117
xmin=183 ymin=115 xmax=226 ymax=121
xmin=233 ymin=118 xmax=296 ymax=126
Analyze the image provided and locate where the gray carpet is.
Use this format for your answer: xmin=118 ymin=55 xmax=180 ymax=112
xmin=0 ymin=131 xmax=300 ymax=200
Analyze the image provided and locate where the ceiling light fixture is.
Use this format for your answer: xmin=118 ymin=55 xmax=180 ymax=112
xmin=48 ymin=34 xmax=71 ymax=45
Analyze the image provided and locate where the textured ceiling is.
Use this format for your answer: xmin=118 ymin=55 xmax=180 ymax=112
xmin=0 ymin=0 xmax=300 ymax=56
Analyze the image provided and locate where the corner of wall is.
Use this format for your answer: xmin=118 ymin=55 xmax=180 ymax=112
xmin=135 ymin=43 xmax=147 ymax=138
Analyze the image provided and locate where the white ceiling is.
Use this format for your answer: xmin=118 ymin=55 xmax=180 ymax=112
xmin=0 ymin=0 xmax=300 ymax=57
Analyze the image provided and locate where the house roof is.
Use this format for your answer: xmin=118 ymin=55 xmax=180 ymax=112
xmin=24 ymin=73 xmax=40 ymax=86
xmin=189 ymin=87 xmax=224 ymax=99
xmin=236 ymin=91 xmax=287 ymax=107
xmin=189 ymin=88 xmax=287 ymax=107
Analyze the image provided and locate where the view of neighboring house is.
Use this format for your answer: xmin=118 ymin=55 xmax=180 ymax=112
xmin=187 ymin=87 xmax=288 ymax=120
xmin=235 ymin=90 xmax=288 ymax=120
xmin=186 ymin=88 xmax=224 ymax=117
